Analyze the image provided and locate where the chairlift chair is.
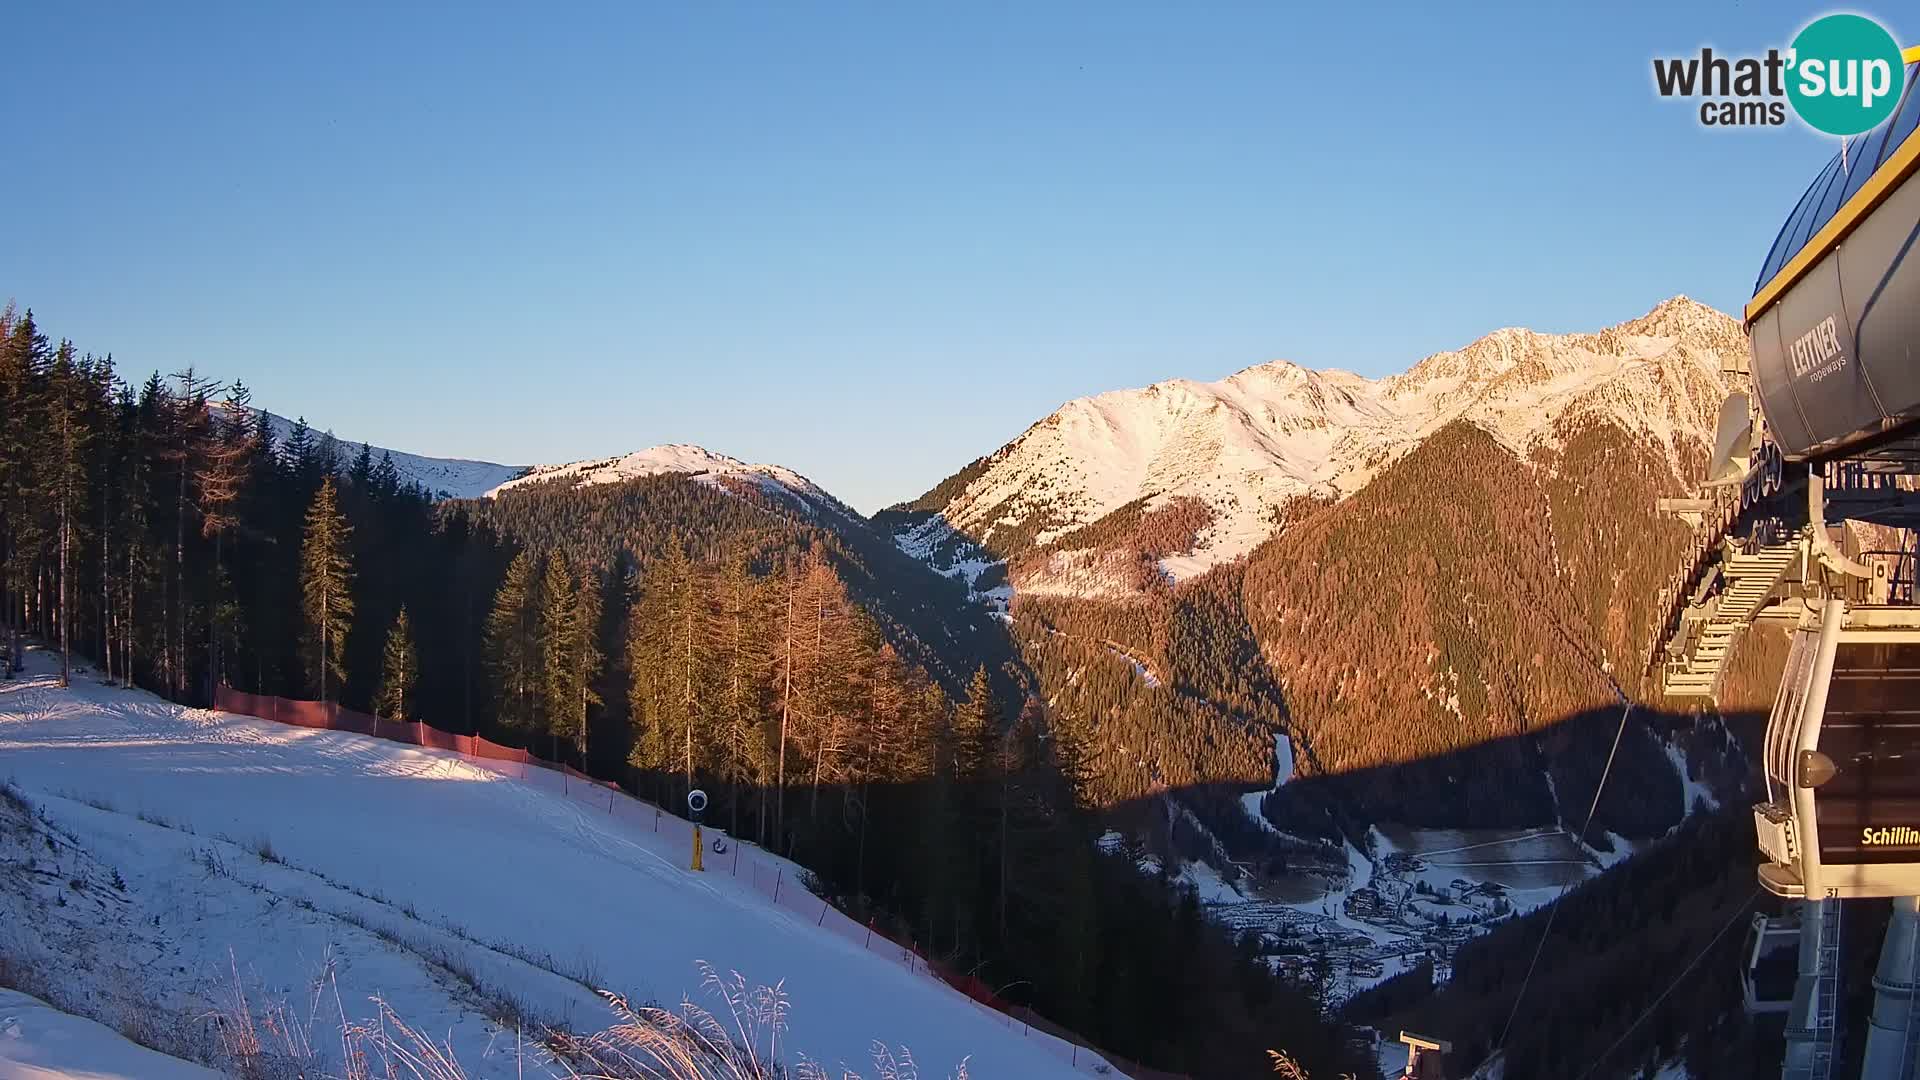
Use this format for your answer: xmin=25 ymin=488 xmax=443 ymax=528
xmin=1754 ymin=601 xmax=1920 ymax=902
xmin=1744 ymin=911 xmax=1801 ymax=1016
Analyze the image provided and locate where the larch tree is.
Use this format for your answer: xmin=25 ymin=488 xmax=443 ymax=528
xmin=375 ymin=606 xmax=418 ymax=721
xmin=199 ymin=383 xmax=258 ymax=689
xmin=300 ymin=476 xmax=355 ymax=704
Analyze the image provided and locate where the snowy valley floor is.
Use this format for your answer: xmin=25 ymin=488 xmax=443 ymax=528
xmin=0 ymin=651 xmax=1095 ymax=1079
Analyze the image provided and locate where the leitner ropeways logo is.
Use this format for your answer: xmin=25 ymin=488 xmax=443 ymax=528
xmin=1654 ymin=13 xmax=1907 ymax=135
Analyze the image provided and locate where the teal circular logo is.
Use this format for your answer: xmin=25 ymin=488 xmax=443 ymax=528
xmin=1787 ymin=14 xmax=1906 ymax=136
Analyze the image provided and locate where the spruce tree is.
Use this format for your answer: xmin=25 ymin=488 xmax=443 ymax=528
xmin=485 ymin=551 xmax=539 ymax=731
xmin=371 ymin=451 xmax=401 ymax=499
xmin=567 ymin=566 xmax=605 ymax=759
xmin=952 ymin=665 xmax=998 ymax=783
xmin=375 ymin=606 xmax=418 ymax=720
xmin=540 ymin=553 xmax=579 ymax=758
xmin=300 ymin=477 xmax=355 ymax=704
xmin=48 ymin=342 xmax=91 ymax=687
xmin=349 ymin=441 xmax=374 ymax=491
xmin=627 ymin=546 xmax=710 ymax=790
xmin=714 ymin=556 xmax=772 ymax=837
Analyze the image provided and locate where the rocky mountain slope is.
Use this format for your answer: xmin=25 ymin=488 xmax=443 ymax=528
xmin=887 ymin=296 xmax=1747 ymax=598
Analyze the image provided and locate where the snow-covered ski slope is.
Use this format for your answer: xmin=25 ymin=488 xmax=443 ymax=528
xmin=0 ymin=653 xmax=1099 ymax=1078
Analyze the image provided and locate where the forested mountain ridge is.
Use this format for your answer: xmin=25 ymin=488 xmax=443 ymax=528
xmin=225 ymin=404 xmax=526 ymax=499
xmin=455 ymin=465 xmax=1022 ymax=708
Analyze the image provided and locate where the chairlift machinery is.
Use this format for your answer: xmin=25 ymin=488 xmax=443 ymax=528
xmin=1652 ymin=53 xmax=1920 ymax=1080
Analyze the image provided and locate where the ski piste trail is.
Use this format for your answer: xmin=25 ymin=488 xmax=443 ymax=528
xmin=0 ymin=650 xmax=1102 ymax=1078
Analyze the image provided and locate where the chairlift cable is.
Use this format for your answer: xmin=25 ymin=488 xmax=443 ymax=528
xmin=1570 ymin=886 xmax=1762 ymax=1080
xmin=1492 ymin=699 xmax=1633 ymax=1054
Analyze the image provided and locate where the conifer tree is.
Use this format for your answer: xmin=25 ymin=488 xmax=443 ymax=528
xmin=48 ymin=342 xmax=91 ymax=687
xmin=541 ymin=553 xmax=577 ymax=757
xmin=714 ymin=556 xmax=772 ymax=837
xmin=952 ymin=665 xmax=998 ymax=783
xmin=0 ymin=311 xmax=51 ymax=674
xmin=163 ymin=367 xmax=216 ymax=699
xmin=567 ymin=566 xmax=605 ymax=758
xmin=540 ymin=554 xmax=601 ymax=759
xmin=201 ymin=384 xmax=258 ymax=687
xmin=371 ymin=451 xmax=401 ymax=499
xmin=485 ymin=551 xmax=539 ymax=731
xmin=376 ymin=606 xmax=418 ymax=721
xmin=300 ymin=477 xmax=355 ymax=704
xmin=349 ymin=441 xmax=374 ymax=491
xmin=627 ymin=546 xmax=707 ymax=792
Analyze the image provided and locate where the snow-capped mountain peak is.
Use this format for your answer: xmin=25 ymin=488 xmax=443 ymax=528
xmin=486 ymin=443 xmax=851 ymax=517
xmin=894 ymin=297 xmax=1746 ymax=592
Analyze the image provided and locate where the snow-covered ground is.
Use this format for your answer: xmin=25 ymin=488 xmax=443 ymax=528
xmin=0 ymin=652 xmax=1098 ymax=1078
xmin=0 ymin=989 xmax=220 ymax=1079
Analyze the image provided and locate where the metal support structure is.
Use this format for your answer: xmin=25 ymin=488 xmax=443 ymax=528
xmin=1808 ymin=472 xmax=1891 ymax=601
xmin=1783 ymin=898 xmax=1844 ymax=1080
xmin=1861 ymin=896 xmax=1920 ymax=1080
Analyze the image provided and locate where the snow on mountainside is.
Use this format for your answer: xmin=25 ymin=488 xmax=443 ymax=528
xmin=240 ymin=407 xmax=527 ymax=499
xmin=486 ymin=443 xmax=856 ymax=518
xmin=896 ymin=296 xmax=1744 ymax=591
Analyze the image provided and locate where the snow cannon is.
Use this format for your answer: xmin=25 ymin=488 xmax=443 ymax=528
xmin=687 ymin=789 xmax=708 ymax=872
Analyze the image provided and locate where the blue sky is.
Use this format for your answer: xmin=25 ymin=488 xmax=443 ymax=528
xmin=0 ymin=2 xmax=1892 ymax=511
